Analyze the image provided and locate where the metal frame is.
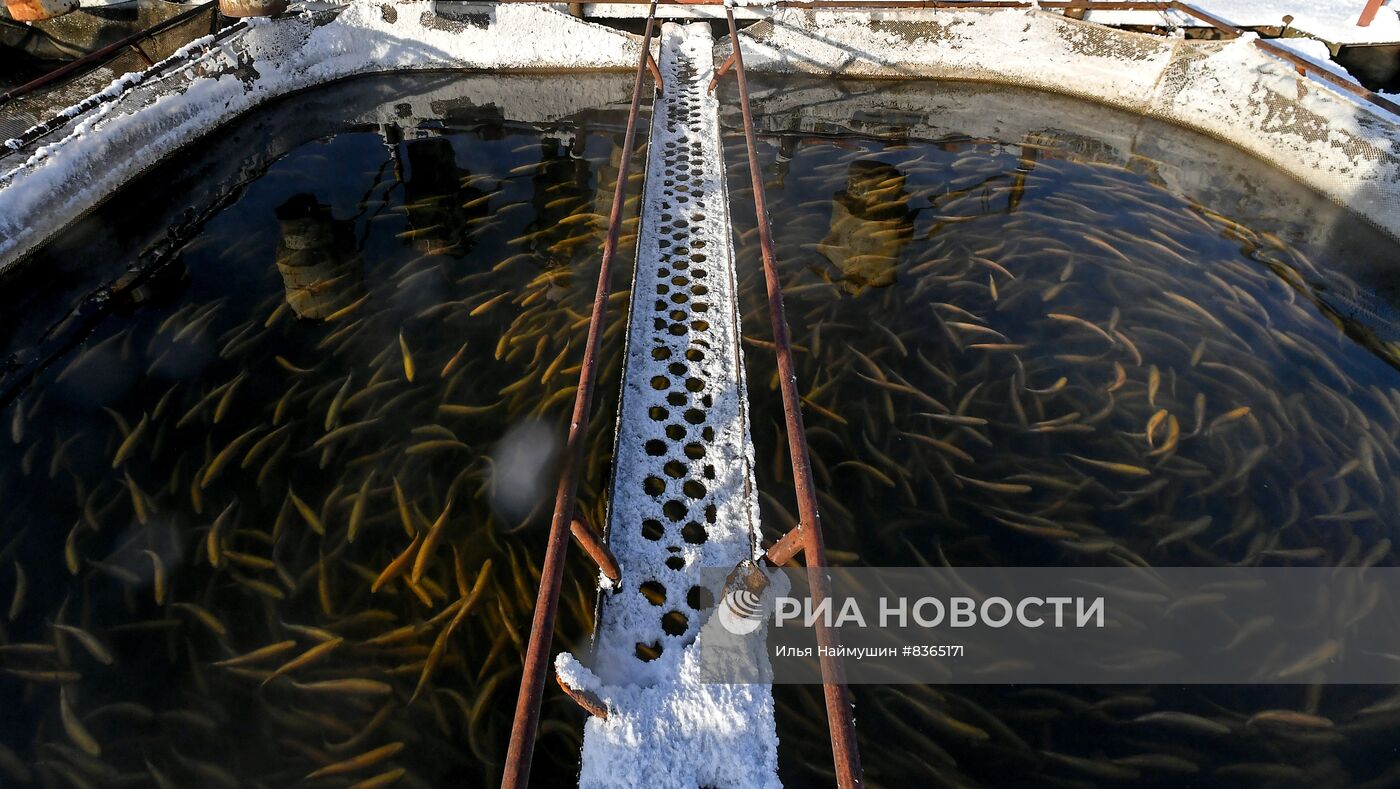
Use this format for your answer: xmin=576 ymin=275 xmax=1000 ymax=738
xmin=1168 ymin=2 xmax=1400 ymax=117
xmin=715 ymin=2 xmax=864 ymax=785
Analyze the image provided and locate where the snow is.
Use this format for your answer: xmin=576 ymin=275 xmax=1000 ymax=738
xmin=1268 ymin=34 xmax=1360 ymax=85
xmin=726 ymin=7 xmax=1400 ymax=240
xmin=0 ymin=2 xmax=640 ymax=267
xmin=565 ymin=20 xmax=779 ymax=788
xmin=1085 ymin=0 xmax=1400 ymax=45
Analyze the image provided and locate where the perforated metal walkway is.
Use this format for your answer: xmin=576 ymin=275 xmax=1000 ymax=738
xmin=574 ymin=20 xmax=779 ymax=788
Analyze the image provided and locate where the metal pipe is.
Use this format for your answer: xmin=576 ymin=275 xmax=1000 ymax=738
xmin=570 ymin=514 xmax=623 ymax=584
xmin=721 ymin=4 xmax=864 ymax=786
xmin=1170 ymin=1 xmax=1400 ymax=117
xmin=646 ymin=51 xmax=665 ymax=92
xmin=0 ymin=0 xmax=219 ymax=105
xmin=499 ymin=4 xmax=659 ymax=787
xmin=764 ymin=524 xmax=805 ymax=566
xmin=552 ymin=0 xmax=1400 ymax=119
xmin=128 ymin=42 xmax=155 ymax=67
xmin=556 ymin=670 xmax=610 ymax=718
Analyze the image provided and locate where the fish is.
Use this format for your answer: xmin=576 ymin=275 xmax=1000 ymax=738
xmin=59 ymin=687 xmax=100 ymax=756
xmin=111 ymin=412 xmax=149 ymax=468
xmin=372 ymin=534 xmax=424 ymax=594
xmin=1246 ymin=710 xmax=1333 ymax=729
xmin=349 ymin=769 xmax=408 ymax=789
xmin=305 ymin=742 xmax=405 ymax=780
xmin=143 ymin=550 xmax=167 ymax=604
xmin=261 ymin=638 xmax=344 ymax=687
xmin=399 ymin=332 xmax=415 ymax=382
xmin=411 ymin=499 xmax=453 ymax=584
xmin=1274 ymin=639 xmax=1340 ymax=679
xmin=201 ymin=426 xmax=261 ymax=488
xmin=348 ymin=472 xmax=373 ymax=544
xmin=1132 ymin=711 xmax=1231 ymax=736
xmin=52 ymin=624 xmax=113 ymax=665
xmin=1207 ymin=406 xmax=1251 ymax=434
xmin=1066 ymin=455 xmax=1151 ymax=477
xmin=287 ymin=489 xmax=326 ymax=535
xmin=212 ymin=640 xmax=298 ymax=667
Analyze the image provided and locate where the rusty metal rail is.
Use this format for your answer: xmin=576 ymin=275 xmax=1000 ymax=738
xmin=715 ymin=2 xmax=865 ymax=786
xmin=499 ymin=3 xmax=660 ymax=787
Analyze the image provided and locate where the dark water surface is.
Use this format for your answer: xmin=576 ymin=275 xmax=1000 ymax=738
xmin=2 ymin=69 xmax=1400 ymax=789
xmin=0 ymin=73 xmax=638 ymax=787
xmin=722 ymin=78 xmax=1400 ymax=786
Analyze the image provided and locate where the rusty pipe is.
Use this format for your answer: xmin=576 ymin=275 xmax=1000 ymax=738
xmin=722 ymin=4 xmax=864 ymax=787
xmin=764 ymin=524 xmax=805 ymax=566
xmin=646 ymin=51 xmax=665 ymax=91
xmin=571 ymin=515 xmax=623 ymax=584
xmin=708 ymin=51 xmax=736 ymax=92
xmin=499 ymin=4 xmax=659 ymax=787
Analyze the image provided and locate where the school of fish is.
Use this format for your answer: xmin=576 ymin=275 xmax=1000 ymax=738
xmin=0 ymin=126 xmax=642 ymax=788
xmin=722 ymin=112 xmax=1400 ymax=788
xmin=1 ymin=76 xmax=1399 ymax=789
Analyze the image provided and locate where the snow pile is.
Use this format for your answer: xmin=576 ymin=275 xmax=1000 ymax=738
xmin=0 ymin=1 xmax=640 ymax=267
xmin=726 ymin=7 xmax=1180 ymax=112
xmin=1086 ymin=0 xmax=1400 ymax=45
xmin=726 ymin=7 xmax=1400 ymax=240
xmin=1158 ymin=30 xmax=1400 ymax=228
xmin=1266 ymin=35 xmax=1359 ymax=86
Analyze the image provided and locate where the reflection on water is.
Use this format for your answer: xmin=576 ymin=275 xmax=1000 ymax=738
xmin=725 ymin=78 xmax=1400 ymax=787
xmin=274 ymin=194 xmax=366 ymax=320
xmin=816 ymin=159 xmax=913 ymax=296
xmin=0 ymin=74 xmax=638 ymax=787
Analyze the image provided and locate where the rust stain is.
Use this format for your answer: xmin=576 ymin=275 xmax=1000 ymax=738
xmin=4 ymin=0 xmax=77 ymax=22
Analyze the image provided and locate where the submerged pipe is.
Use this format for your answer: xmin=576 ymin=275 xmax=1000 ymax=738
xmin=721 ymin=3 xmax=865 ymax=786
xmin=499 ymin=3 xmax=660 ymax=787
